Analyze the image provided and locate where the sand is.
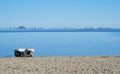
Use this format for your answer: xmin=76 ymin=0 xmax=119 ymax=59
xmin=0 ymin=56 xmax=120 ymax=74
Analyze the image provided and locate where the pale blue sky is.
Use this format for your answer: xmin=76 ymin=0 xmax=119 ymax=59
xmin=0 ymin=0 xmax=120 ymax=28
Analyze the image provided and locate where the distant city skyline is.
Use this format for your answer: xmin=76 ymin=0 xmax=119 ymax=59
xmin=0 ymin=0 xmax=120 ymax=28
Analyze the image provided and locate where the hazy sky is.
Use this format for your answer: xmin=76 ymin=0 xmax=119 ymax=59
xmin=0 ymin=0 xmax=120 ymax=28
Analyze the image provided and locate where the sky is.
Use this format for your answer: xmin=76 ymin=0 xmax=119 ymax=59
xmin=0 ymin=0 xmax=120 ymax=28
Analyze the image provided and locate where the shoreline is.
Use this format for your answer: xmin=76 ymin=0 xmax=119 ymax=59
xmin=1 ymin=28 xmax=120 ymax=32
xmin=0 ymin=56 xmax=120 ymax=74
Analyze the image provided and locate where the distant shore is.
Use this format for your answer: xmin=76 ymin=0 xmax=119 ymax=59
xmin=0 ymin=56 xmax=120 ymax=74
xmin=0 ymin=28 xmax=120 ymax=32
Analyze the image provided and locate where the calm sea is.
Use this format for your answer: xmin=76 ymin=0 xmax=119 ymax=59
xmin=0 ymin=32 xmax=120 ymax=57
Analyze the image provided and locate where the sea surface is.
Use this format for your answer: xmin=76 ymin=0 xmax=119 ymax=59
xmin=0 ymin=32 xmax=120 ymax=57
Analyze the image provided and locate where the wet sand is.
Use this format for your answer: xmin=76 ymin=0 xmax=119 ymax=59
xmin=0 ymin=56 xmax=120 ymax=74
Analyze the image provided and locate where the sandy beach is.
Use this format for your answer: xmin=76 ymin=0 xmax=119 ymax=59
xmin=0 ymin=56 xmax=120 ymax=74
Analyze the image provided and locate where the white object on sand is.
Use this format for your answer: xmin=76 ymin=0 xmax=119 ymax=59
xmin=14 ymin=48 xmax=35 ymax=57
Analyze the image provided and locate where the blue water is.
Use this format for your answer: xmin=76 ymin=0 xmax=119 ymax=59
xmin=0 ymin=32 xmax=120 ymax=57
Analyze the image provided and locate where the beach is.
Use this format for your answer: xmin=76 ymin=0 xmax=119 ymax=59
xmin=0 ymin=56 xmax=120 ymax=74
